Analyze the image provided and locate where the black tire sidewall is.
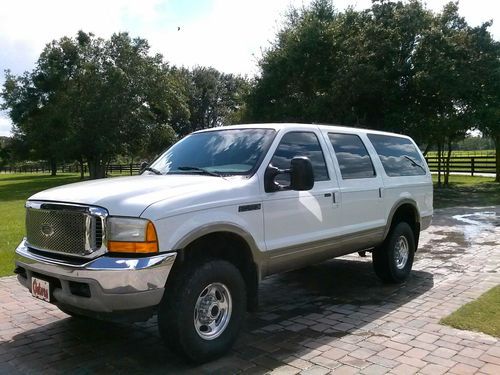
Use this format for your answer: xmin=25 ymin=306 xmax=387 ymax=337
xmin=160 ymin=260 xmax=246 ymax=362
xmin=386 ymin=222 xmax=415 ymax=283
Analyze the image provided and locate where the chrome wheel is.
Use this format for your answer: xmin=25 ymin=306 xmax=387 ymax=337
xmin=194 ymin=282 xmax=232 ymax=340
xmin=394 ymin=235 xmax=409 ymax=269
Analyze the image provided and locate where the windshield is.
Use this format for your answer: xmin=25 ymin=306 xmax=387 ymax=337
xmin=148 ymin=128 xmax=276 ymax=176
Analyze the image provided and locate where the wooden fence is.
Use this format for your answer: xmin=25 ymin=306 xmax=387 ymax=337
xmin=425 ymin=156 xmax=496 ymax=176
xmin=0 ymin=163 xmax=143 ymax=175
xmin=1 ymin=157 xmax=497 ymax=176
xmin=106 ymin=164 xmax=142 ymax=175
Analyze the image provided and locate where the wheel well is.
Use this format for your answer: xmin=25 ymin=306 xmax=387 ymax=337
xmin=172 ymin=232 xmax=259 ymax=312
xmin=390 ymin=203 xmax=420 ymax=248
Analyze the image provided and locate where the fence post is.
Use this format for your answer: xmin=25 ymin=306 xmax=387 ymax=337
xmin=130 ymin=163 xmax=133 ymax=176
xmin=471 ymin=157 xmax=475 ymax=177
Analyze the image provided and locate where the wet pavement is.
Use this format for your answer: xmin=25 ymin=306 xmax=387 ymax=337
xmin=0 ymin=206 xmax=499 ymax=374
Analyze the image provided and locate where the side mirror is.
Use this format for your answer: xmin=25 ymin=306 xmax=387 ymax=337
xmin=264 ymin=157 xmax=314 ymax=192
xmin=264 ymin=164 xmax=282 ymax=192
xmin=290 ymin=157 xmax=314 ymax=191
xmin=140 ymin=161 xmax=149 ymax=172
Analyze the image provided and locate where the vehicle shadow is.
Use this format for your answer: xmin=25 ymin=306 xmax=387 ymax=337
xmin=0 ymin=257 xmax=433 ymax=374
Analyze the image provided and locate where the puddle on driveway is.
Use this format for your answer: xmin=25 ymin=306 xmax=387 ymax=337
xmin=417 ymin=207 xmax=499 ymax=266
xmin=452 ymin=211 xmax=500 ymax=242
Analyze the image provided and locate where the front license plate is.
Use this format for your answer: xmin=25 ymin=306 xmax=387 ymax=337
xmin=31 ymin=277 xmax=50 ymax=302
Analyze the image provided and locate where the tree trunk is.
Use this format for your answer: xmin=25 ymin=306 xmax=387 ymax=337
xmin=50 ymin=159 xmax=57 ymax=176
xmin=87 ymin=158 xmax=106 ymax=179
xmin=495 ymin=134 xmax=500 ymax=183
xmin=444 ymin=139 xmax=452 ymax=186
xmin=422 ymin=143 xmax=431 ymax=157
xmin=79 ymin=158 xmax=85 ymax=180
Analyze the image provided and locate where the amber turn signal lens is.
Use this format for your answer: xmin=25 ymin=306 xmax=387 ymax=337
xmin=108 ymin=220 xmax=159 ymax=254
xmin=107 ymin=240 xmax=158 ymax=253
xmin=146 ymin=221 xmax=158 ymax=242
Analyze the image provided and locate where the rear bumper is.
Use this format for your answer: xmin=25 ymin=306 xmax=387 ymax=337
xmin=15 ymin=239 xmax=176 ymax=317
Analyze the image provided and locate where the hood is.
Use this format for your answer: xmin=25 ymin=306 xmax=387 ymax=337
xmin=28 ymin=174 xmax=242 ymax=217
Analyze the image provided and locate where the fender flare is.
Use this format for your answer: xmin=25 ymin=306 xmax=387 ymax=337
xmin=383 ymin=198 xmax=421 ymax=240
xmin=172 ymin=222 xmax=265 ymax=279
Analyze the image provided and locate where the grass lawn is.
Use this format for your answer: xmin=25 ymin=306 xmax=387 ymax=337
xmin=441 ymin=285 xmax=500 ymax=338
xmin=0 ymin=173 xmax=81 ymax=277
xmin=432 ymin=174 xmax=500 ymax=209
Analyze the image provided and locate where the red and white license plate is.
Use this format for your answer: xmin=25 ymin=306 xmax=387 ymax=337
xmin=31 ymin=277 xmax=50 ymax=302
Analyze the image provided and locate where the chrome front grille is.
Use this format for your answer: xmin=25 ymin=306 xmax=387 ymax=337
xmin=25 ymin=202 xmax=108 ymax=258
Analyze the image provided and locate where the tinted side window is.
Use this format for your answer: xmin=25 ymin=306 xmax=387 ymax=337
xmin=368 ymin=134 xmax=426 ymax=177
xmin=328 ymin=133 xmax=376 ymax=179
xmin=270 ymin=132 xmax=329 ymax=184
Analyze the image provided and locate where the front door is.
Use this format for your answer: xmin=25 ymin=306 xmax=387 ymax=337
xmin=262 ymin=129 xmax=341 ymax=272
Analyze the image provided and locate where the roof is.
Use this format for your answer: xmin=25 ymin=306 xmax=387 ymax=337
xmin=194 ymin=123 xmax=413 ymax=140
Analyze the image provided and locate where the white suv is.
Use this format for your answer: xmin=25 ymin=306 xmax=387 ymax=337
xmin=15 ymin=123 xmax=433 ymax=362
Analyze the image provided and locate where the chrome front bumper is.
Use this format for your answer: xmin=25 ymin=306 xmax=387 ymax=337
xmin=15 ymin=239 xmax=177 ymax=314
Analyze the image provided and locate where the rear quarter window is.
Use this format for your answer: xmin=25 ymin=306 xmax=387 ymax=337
xmin=367 ymin=134 xmax=426 ymax=177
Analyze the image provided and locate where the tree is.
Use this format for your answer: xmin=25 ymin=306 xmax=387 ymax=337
xmin=246 ymin=0 xmax=434 ymax=130
xmin=466 ymin=24 xmax=500 ymax=181
xmin=176 ymin=67 xmax=250 ymax=136
xmin=2 ymin=31 xmax=189 ymax=179
xmin=0 ymin=137 xmax=11 ymax=168
xmin=409 ymin=2 xmax=479 ymax=185
xmin=67 ymin=32 xmax=188 ymax=178
xmin=246 ymin=0 xmax=498 ymax=186
xmin=245 ymin=0 xmax=339 ymax=123
xmin=142 ymin=124 xmax=177 ymax=161
xmin=2 ymin=63 xmax=73 ymax=175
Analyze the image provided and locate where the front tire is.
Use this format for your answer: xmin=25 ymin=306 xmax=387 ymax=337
xmin=373 ymin=222 xmax=415 ymax=283
xmin=158 ymin=259 xmax=246 ymax=363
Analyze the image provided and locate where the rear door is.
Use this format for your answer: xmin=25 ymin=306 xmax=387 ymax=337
xmin=322 ymin=131 xmax=385 ymax=236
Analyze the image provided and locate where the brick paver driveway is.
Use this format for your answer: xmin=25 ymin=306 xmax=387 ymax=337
xmin=1 ymin=206 xmax=499 ymax=374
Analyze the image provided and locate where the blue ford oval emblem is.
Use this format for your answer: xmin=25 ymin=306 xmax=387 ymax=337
xmin=41 ymin=223 xmax=54 ymax=237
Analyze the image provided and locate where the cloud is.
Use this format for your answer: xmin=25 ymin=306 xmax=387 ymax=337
xmin=0 ymin=0 xmax=313 ymax=77
xmin=143 ymin=0 xmax=284 ymax=76
xmin=0 ymin=116 xmax=12 ymax=137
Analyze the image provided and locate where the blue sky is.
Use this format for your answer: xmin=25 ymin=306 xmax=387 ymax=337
xmin=1 ymin=0 xmax=499 ymax=136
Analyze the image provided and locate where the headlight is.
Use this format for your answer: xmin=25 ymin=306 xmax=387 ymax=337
xmin=107 ymin=217 xmax=159 ymax=254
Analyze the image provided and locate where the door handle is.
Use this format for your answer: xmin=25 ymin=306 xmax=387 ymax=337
xmin=324 ymin=192 xmax=337 ymax=204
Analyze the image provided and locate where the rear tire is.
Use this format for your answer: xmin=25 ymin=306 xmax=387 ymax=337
xmin=373 ymin=222 xmax=415 ymax=284
xmin=158 ymin=259 xmax=246 ymax=363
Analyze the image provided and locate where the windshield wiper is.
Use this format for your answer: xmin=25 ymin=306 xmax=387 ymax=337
xmin=177 ymin=166 xmax=223 ymax=178
xmin=142 ymin=167 xmax=163 ymax=175
xmin=404 ymin=156 xmax=426 ymax=171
